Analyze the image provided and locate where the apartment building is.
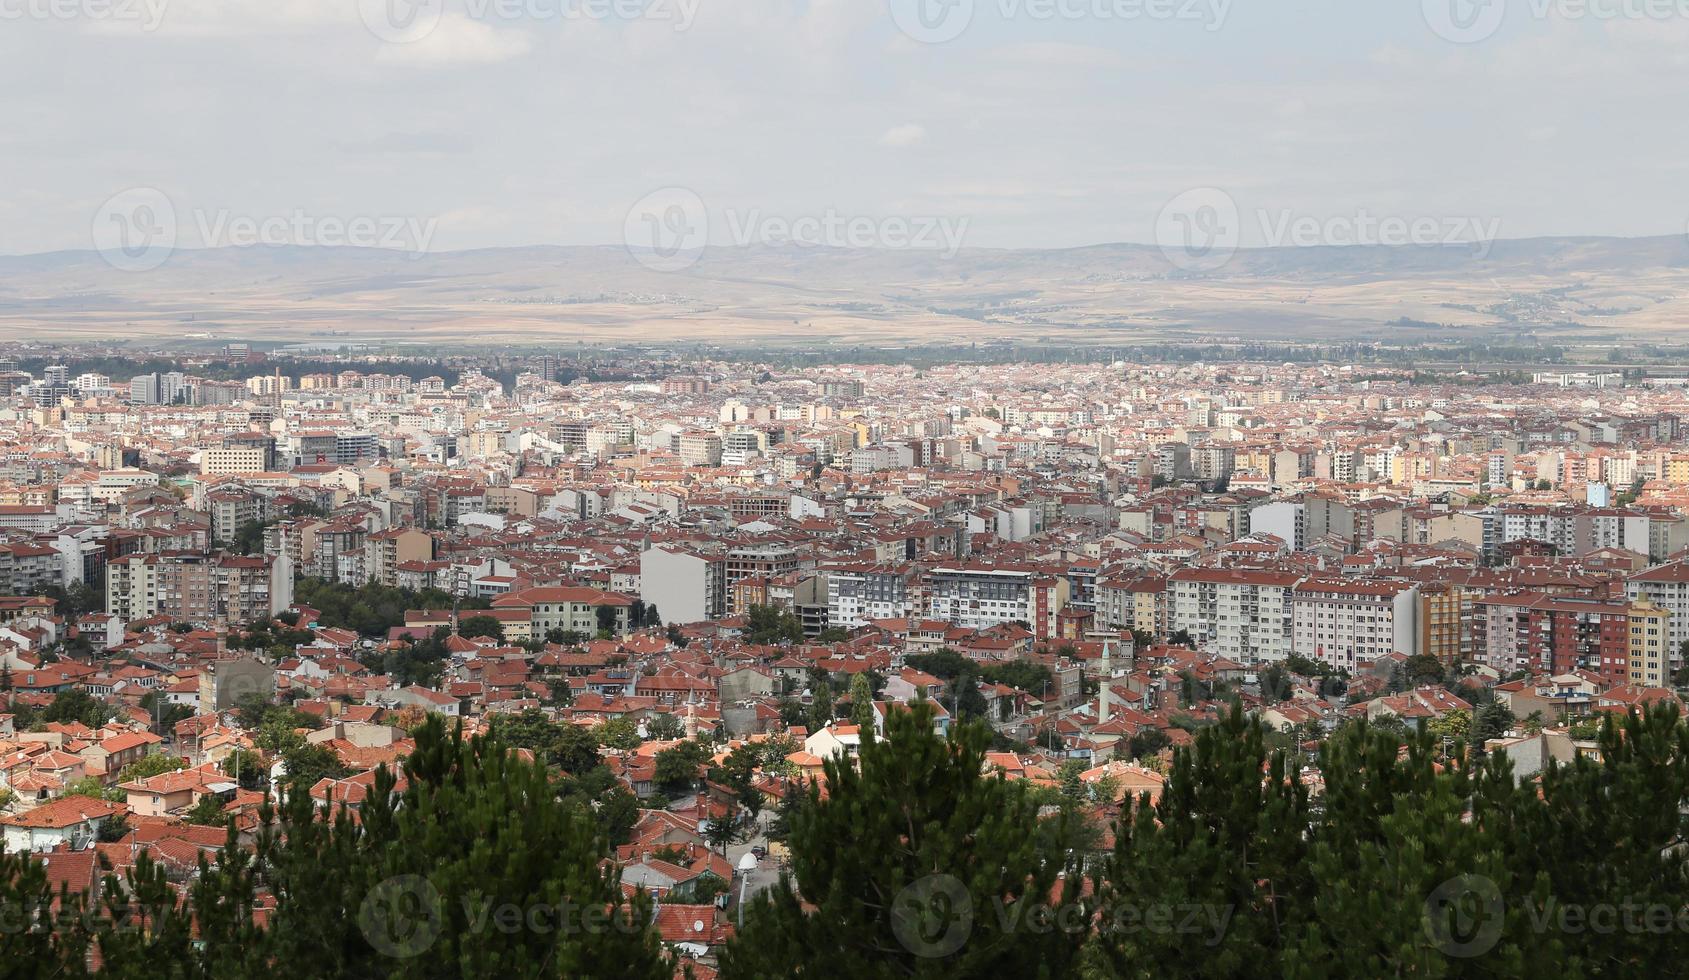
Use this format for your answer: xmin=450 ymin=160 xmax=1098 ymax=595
xmin=1475 ymin=593 xmax=1631 ymax=680
xmin=825 ymin=562 xmax=919 ymax=629
xmin=1625 ymin=560 xmax=1689 ymax=660
xmin=205 ymin=488 xmax=266 ymax=545
xmin=677 ymin=432 xmax=723 ymax=467
xmin=364 ymin=527 xmax=434 ymax=587
xmin=1626 ymin=598 xmax=1672 ymax=688
xmin=1167 ymin=568 xmax=1301 ymax=663
xmin=640 ymin=547 xmax=724 ymax=625
xmin=0 ymin=543 xmax=63 ymax=594
xmin=723 ymin=544 xmax=801 ymax=615
xmin=1290 ymin=578 xmax=1419 ymax=669
xmin=925 ymin=565 xmax=1037 ymax=631
xmin=107 ymin=552 xmax=291 ymax=626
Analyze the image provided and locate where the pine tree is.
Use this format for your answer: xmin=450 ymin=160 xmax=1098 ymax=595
xmin=849 ymin=672 xmax=875 ymax=736
xmin=1084 ymin=702 xmax=1310 ymax=978
xmin=719 ymin=702 xmax=1085 ymax=979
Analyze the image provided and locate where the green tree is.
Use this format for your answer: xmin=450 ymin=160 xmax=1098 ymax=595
xmin=1426 ymin=707 xmax=1471 ymax=750
xmin=848 ymin=672 xmax=875 ymax=734
xmin=742 ymin=604 xmax=805 ymax=645
xmin=538 ymin=674 xmax=572 ymax=707
xmin=63 ymin=777 xmax=124 ymax=803
xmin=278 ymin=743 xmax=349 ymax=799
xmin=1126 ymin=727 xmax=1170 ymax=761
xmin=456 ymin=615 xmax=504 ymax=642
xmin=1085 ymin=702 xmax=1312 ymax=977
xmin=221 ymin=749 xmax=268 ymax=791
xmin=1402 ymin=653 xmax=1446 ymax=686
xmin=0 ymin=718 xmax=675 ymax=979
xmin=185 ymin=792 xmax=230 ymax=828
xmin=116 ymin=754 xmax=187 ymax=784
xmin=41 ymin=688 xmax=113 ymax=728
xmin=653 ymin=740 xmax=710 ymax=793
xmin=702 ymin=812 xmax=747 ymax=858
xmin=254 ymin=717 xmax=672 ymax=978
xmin=596 ymin=717 xmax=642 ymax=750
xmin=719 ymin=702 xmax=1086 ymax=979
xmin=646 ymin=711 xmax=684 ymax=741
xmin=1472 ymin=700 xmax=1516 ymax=748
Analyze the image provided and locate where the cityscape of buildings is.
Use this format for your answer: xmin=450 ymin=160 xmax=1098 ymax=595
xmin=1 ymin=343 xmax=1686 ymax=970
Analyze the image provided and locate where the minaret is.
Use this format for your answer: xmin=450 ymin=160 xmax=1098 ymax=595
xmin=1098 ymin=639 xmax=1113 ymax=723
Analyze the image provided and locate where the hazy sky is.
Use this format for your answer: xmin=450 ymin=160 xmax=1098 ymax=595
xmin=3 ymin=0 xmax=1687 ymax=256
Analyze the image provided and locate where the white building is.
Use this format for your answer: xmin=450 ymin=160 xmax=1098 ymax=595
xmin=1290 ymin=578 xmax=1420 ymax=669
xmin=1167 ymin=568 xmax=1301 ymax=663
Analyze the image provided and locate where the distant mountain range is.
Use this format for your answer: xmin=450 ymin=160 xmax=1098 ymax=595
xmin=4 ymin=235 xmax=1687 ymax=348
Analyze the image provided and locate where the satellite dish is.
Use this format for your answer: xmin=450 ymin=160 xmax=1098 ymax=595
xmin=692 ymin=919 xmax=705 ymax=933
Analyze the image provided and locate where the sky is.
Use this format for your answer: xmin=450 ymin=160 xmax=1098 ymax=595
xmin=3 ymin=0 xmax=1688 ymax=257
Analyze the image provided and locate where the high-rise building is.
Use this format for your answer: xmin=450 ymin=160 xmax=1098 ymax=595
xmin=129 ymin=374 xmax=160 ymax=404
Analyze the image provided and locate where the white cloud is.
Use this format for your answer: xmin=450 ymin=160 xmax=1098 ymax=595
xmin=879 ymin=124 xmax=926 ymax=147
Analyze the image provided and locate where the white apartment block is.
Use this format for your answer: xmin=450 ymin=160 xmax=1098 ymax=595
xmin=1291 ymin=579 xmax=1419 ymax=669
xmin=640 ymin=547 xmax=724 ymax=625
xmin=1167 ymin=568 xmax=1301 ymax=664
xmin=825 ymin=563 xmax=919 ymax=629
xmin=925 ymin=565 xmax=1033 ymax=630
xmin=1626 ymin=561 xmax=1689 ymax=655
